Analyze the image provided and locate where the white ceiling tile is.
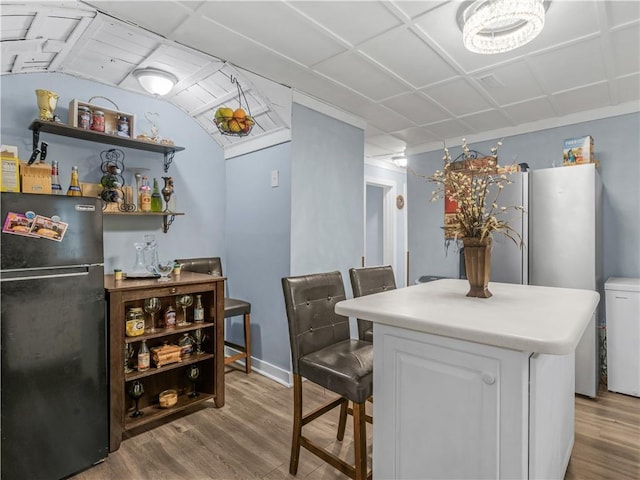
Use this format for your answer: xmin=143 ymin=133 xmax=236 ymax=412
xmin=365 ymin=133 xmax=407 ymax=152
xmin=531 ymin=1 xmax=600 ymax=48
xmin=195 ymin=1 xmax=345 ymax=67
xmin=605 ymin=0 xmax=640 ymax=28
xmin=528 ymin=38 xmax=607 ymax=94
xmin=392 ymin=0 xmax=447 ymax=20
xmin=420 ymin=118 xmax=470 ymax=140
xmin=552 ymin=82 xmax=612 ymax=115
xmin=314 ymin=51 xmax=410 ymax=101
xmin=364 ymin=143 xmax=392 ymax=158
xmin=382 ymin=93 xmax=449 ymax=124
xmin=610 ymin=24 xmax=640 ymax=77
xmin=476 ymin=62 xmax=544 ymax=106
xmin=359 ymin=27 xmax=457 ymax=89
xmin=421 ymin=77 xmax=492 ymax=116
xmin=458 ymin=109 xmax=512 ymax=133
xmin=350 ymin=102 xmax=414 ymax=132
xmin=170 ymin=15 xmax=305 ymax=89
xmin=502 ymin=97 xmax=557 ymax=125
xmin=290 ymin=1 xmax=402 ymax=45
xmin=392 ymin=126 xmax=440 ymax=145
xmin=616 ymin=74 xmax=640 ymax=104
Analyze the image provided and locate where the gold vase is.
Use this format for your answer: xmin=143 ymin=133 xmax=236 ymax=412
xmin=462 ymin=237 xmax=492 ymax=298
xmin=35 ymin=89 xmax=59 ymax=121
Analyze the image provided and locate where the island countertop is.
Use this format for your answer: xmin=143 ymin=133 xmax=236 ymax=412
xmin=335 ymin=278 xmax=599 ymax=355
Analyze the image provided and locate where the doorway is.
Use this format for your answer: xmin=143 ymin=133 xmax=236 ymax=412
xmin=364 ymin=178 xmax=397 ymax=272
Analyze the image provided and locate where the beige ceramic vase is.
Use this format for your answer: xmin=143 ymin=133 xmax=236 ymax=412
xmin=462 ymin=237 xmax=492 ymax=298
xmin=35 ymin=89 xmax=59 ymax=121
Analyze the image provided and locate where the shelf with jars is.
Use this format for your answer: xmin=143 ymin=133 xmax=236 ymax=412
xmin=29 ymin=120 xmax=184 ymax=172
xmin=104 ymin=271 xmax=225 ymax=452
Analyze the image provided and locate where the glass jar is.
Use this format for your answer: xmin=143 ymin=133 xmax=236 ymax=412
xmin=125 ymin=307 xmax=145 ymax=337
xmin=78 ymin=106 xmax=91 ymax=129
xmin=91 ymin=110 xmax=105 ymax=132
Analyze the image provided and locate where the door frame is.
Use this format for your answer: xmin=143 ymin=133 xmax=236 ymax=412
xmin=364 ymin=176 xmax=397 ymax=272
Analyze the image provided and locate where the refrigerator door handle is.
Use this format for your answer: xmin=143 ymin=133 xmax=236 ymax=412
xmin=0 ymin=271 xmax=89 ymax=282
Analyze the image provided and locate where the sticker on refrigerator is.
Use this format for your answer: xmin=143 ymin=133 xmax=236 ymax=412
xmin=2 ymin=212 xmax=37 ymax=237
xmin=30 ymin=215 xmax=68 ymax=241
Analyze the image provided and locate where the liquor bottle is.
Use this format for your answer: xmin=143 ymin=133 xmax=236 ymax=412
xmin=139 ymin=176 xmax=151 ymax=212
xmin=66 ymin=165 xmax=82 ymax=196
xmin=50 ymin=160 xmax=62 ymax=195
xmin=137 ymin=339 xmax=150 ymax=371
xmin=150 ymin=178 xmax=163 ymax=212
xmin=193 ymin=294 xmax=204 ymax=323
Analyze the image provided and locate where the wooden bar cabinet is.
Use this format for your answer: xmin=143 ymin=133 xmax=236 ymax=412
xmin=105 ymin=271 xmax=225 ymax=452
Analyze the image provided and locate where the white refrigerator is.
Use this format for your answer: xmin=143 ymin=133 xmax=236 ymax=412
xmin=528 ymin=163 xmax=603 ymax=398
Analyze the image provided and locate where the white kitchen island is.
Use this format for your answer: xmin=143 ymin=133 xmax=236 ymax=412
xmin=335 ymin=279 xmax=599 ymax=480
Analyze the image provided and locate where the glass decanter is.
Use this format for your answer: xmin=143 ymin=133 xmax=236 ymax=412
xmin=130 ymin=242 xmax=149 ymax=276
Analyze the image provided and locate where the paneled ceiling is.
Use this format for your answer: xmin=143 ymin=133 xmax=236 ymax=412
xmin=2 ymin=1 xmax=639 ymax=161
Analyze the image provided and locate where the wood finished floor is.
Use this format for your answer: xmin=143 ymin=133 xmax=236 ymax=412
xmin=72 ymin=373 xmax=638 ymax=480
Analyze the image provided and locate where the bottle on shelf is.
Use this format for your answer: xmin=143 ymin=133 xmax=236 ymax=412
xmin=137 ymin=339 xmax=150 ymax=372
xmin=139 ymin=176 xmax=151 ymax=212
xmin=150 ymin=178 xmax=163 ymax=212
xmin=194 ymin=294 xmax=204 ymax=323
xmin=66 ymin=165 xmax=82 ymax=196
xmin=50 ymin=160 xmax=62 ymax=195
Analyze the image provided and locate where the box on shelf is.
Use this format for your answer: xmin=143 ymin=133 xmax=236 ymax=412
xmin=1 ymin=145 xmax=20 ymax=192
xmin=563 ymin=135 xmax=594 ymax=166
xmin=68 ymin=99 xmax=135 ymax=138
xmin=20 ymin=162 xmax=51 ymax=195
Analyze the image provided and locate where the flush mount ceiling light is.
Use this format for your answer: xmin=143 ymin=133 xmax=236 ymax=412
xmin=133 ymin=68 xmax=177 ymax=96
xmin=392 ymin=155 xmax=408 ymax=168
xmin=461 ymin=0 xmax=547 ymax=54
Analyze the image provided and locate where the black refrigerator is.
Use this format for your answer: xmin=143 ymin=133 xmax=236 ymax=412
xmin=1 ymin=192 xmax=108 ymax=479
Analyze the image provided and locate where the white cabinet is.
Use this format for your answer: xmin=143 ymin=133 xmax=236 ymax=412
xmin=373 ymin=324 xmax=573 ymax=480
xmin=605 ymin=277 xmax=640 ymax=397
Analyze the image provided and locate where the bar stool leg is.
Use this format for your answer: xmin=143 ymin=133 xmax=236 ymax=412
xmin=353 ymin=401 xmax=367 ymax=480
xmin=243 ymin=312 xmax=251 ymax=374
xmin=337 ymin=399 xmax=348 ymax=441
xmin=290 ymin=374 xmax=303 ymax=475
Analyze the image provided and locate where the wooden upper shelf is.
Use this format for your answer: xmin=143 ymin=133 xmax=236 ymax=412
xmin=29 ymin=120 xmax=185 ymax=154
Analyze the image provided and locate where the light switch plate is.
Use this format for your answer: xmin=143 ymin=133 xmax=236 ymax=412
xmin=271 ymin=169 xmax=279 ymax=187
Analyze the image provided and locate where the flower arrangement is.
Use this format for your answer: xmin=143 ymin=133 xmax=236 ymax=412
xmin=427 ymin=138 xmax=524 ymax=246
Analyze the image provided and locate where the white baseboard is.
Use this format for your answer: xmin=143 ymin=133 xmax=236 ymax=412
xmin=225 ymin=346 xmax=292 ymax=387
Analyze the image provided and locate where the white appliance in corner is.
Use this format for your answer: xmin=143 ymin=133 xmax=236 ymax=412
xmin=529 ymin=163 xmax=603 ymax=398
xmin=490 ymin=171 xmax=529 ymax=285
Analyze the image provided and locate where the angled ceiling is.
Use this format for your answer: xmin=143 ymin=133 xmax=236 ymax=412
xmin=2 ymin=1 xmax=639 ymax=161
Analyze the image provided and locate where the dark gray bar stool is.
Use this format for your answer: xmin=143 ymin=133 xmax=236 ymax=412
xmin=349 ymin=265 xmax=396 ymax=343
xmin=282 ymin=270 xmax=373 ymax=480
xmin=176 ymin=257 xmax=251 ymax=373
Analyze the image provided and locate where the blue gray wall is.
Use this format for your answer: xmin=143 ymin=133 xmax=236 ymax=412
xmin=225 ymin=141 xmax=292 ymax=375
xmin=290 ymin=104 xmax=364 ymax=288
xmin=408 ymin=112 xmax=640 ymax=284
xmin=0 ymin=72 xmax=226 ymax=271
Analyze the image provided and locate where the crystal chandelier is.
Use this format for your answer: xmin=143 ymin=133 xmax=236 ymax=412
xmin=462 ymin=0 xmax=546 ymax=54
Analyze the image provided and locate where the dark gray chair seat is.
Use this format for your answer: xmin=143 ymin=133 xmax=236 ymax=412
xmin=282 ymin=270 xmax=373 ymax=480
xmin=299 ymin=339 xmax=373 ymax=404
